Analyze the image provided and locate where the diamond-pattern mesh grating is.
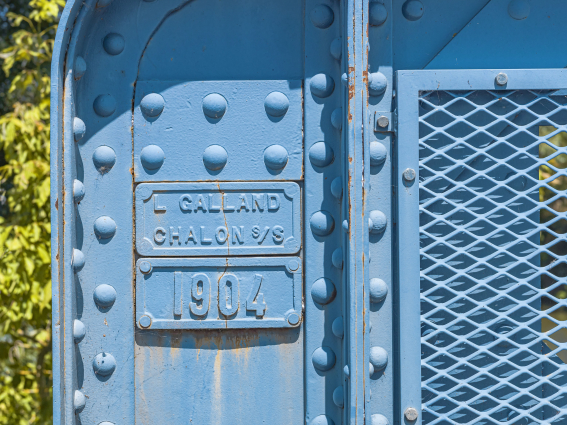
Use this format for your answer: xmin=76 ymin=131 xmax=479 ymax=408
xmin=419 ymin=89 xmax=567 ymax=425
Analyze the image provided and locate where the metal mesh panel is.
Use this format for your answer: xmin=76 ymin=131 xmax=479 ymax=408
xmin=419 ymin=89 xmax=567 ymax=425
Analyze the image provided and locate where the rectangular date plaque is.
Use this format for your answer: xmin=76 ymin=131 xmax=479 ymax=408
xmin=136 ymin=257 xmax=302 ymax=329
xmin=135 ymin=182 xmax=301 ymax=256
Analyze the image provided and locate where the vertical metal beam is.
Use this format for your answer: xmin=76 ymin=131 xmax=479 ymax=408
xmin=344 ymin=0 xmax=368 ymax=423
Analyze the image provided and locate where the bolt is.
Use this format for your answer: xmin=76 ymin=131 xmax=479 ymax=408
xmin=404 ymin=407 xmax=418 ymax=422
xmin=403 ymin=168 xmax=416 ymax=183
xmin=495 ymin=72 xmax=508 ymax=86
xmin=377 ymin=115 xmax=389 ymax=128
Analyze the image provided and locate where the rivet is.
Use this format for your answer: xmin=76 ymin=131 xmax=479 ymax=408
xmin=343 ymin=365 xmax=350 ymax=377
xmin=74 ymin=56 xmax=87 ymax=80
xmin=330 ymin=176 xmax=342 ymax=199
xmin=140 ymin=145 xmax=165 ymax=170
xmin=264 ymin=145 xmax=289 ymax=171
xmin=203 ymin=145 xmax=228 ymax=171
xmin=102 ymin=33 xmax=125 ymax=55
xmin=74 ymin=390 xmax=86 ymax=412
xmin=332 ymin=247 xmax=343 ymax=269
xmin=310 ymin=415 xmax=335 ymax=425
xmin=341 ymin=72 xmax=349 ymax=86
xmin=286 ymin=311 xmax=301 ymax=326
xmin=92 ymin=352 xmax=116 ymax=377
xmin=72 ymin=249 xmax=85 ymax=272
xmin=73 ymin=117 xmax=86 ymax=142
xmin=310 ymin=73 xmax=335 ymax=98
xmin=377 ymin=115 xmax=389 ymax=128
xmin=369 ymin=210 xmax=387 ymax=234
xmin=92 ymin=145 xmax=116 ymax=173
xmin=311 ymin=278 xmax=336 ymax=305
xmin=93 ymin=94 xmax=116 ymax=117
xmin=310 ymin=4 xmax=334 ymax=29
xmin=309 ymin=141 xmax=334 ymax=167
xmin=369 ymin=141 xmax=387 ymax=166
xmin=332 ymin=386 xmax=344 ymax=408
xmin=369 ymin=2 xmax=388 ymax=26
xmin=310 ymin=210 xmax=335 ymax=236
xmin=368 ymin=72 xmax=387 ymax=96
xmin=370 ymin=278 xmax=388 ymax=303
xmin=73 ymin=320 xmax=86 ymax=343
xmin=369 ymin=362 xmax=375 ymax=376
xmin=495 ymin=72 xmax=508 ymax=86
xmin=139 ymin=315 xmax=152 ymax=328
xmin=371 ymin=414 xmax=390 ymax=425
xmin=331 ymin=107 xmax=342 ymax=130
xmin=73 ymin=180 xmax=85 ymax=202
xmin=332 ymin=316 xmax=344 ymax=338
xmin=93 ymin=284 xmax=117 ymax=308
xmin=140 ymin=93 xmax=165 ymax=118
xmin=94 ymin=216 xmax=116 ymax=239
xmin=312 ymin=346 xmax=336 ymax=371
xmin=404 ymin=407 xmax=419 ymax=422
xmin=402 ymin=167 xmax=416 ymax=182
xmin=369 ymin=346 xmax=388 ymax=370
xmin=139 ymin=261 xmax=152 ymax=274
xmin=264 ymin=92 xmax=289 ymax=117
xmin=402 ymin=0 xmax=424 ymax=21
xmin=330 ymin=37 xmax=342 ymax=61
xmin=508 ymin=0 xmax=530 ymax=20
xmin=342 ymin=219 xmax=349 ymax=233
xmin=287 ymin=259 xmax=300 ymax=271
xmin=202 ymin=93 xmax=227 ymax=119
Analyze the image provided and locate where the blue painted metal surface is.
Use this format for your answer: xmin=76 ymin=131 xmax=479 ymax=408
xmin=51 ymin=1 xmax=567 ymax=424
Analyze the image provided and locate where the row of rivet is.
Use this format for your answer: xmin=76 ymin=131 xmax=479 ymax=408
xmin=71 ymin=49 xmax=118 ymax=422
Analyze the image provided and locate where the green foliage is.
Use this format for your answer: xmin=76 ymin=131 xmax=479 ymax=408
xmin=0 ymin=0 xmax=63 ymax=423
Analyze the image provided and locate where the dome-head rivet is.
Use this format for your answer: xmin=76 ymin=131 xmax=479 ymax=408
xmin=202 ymin=93 xmax=227 ymax=119
xmin=73 ymin=180 xmax=85 ymax=202
xmin=369 ymin=278 xmax=388 ymax=303
xmin=203 ymin=145 xmax=228 ymax=171
xmin=264 ymin=92 xmax=289 ymax=117
xmin=93 ymin=94 xmax=116 ymax=117
xmin=74 ymin=390 xmax=86 ymax=412
xmin=330 ymin=37 xmax=342 ymax=61
xmin=139 ymin=315 xmax=152 ymax=328
xmin=139 ymin=261 xmax=152 ymax=274
xmin=370 ymin=141 xmax=387 ymax=166
xmin=140 ymin=93 xmax=165 ymax=118
xmin=369 ymin=2 xmax=388 ymax=26
xmin=332 ymin=316 xmax=344 ymax=338
xmin=310 ymin=5 xmax=334 ymax=29
xmin=264 ymin=145 xmax=289 ymax=171
xmin=73 ymin=117 xmax=86 ymax=142
xmin=312 ymin=346 xmax=336 ymax=371
xmin=369 ymin=210 xmax=387 ymax=234
xmin=72 ymin=249 xmax=85 ymax=272
xmin=94 ymin=216 xmax=116 ymax=239
xmin=73 ymin=320 xmax=86 ymax=343
xmin=371 ymin=414 xmax=390 ymax=425
xmin=92 ymin=145 xmax=116 ymax=173
xmin=310 ymin=210 xmax=335 ymax=236
xmin=330 ymin=176 xmax=342 ymax=199
xmin=310 ymin=73 xmax=335 ymax=98
xmin=331 ymin=107 xmax=342 ymax=130
xmin=332 ymin=386 xmax=344 ymax=408
xmin=311 ymin=278 xmax=336 ymax=305
xmin=332 ymin=247 xmax=343 ymax=269
xmin=368 ymin=72 xmax=387 ymax=96
xmin=93 ymin=284 xmax=117 ymax=308
xmin=140 ymin=145 xmax=165 ymax=170
xmin=74 ymin=56 xmax=87 ymax=80
xmin=369 ymin=346 xmax=388 ymax=370
xmin=309 ymin=142 xmax=334 ymax=168
xmin=402 ymin=0 xmax=424 ymax=21
xmin=103 ymin=33 xmax=125 ymax=55
xmin=92 ymin=352 xmax=116 ymax=377
xmin=508 ymin=0 xmax=530 ymax=20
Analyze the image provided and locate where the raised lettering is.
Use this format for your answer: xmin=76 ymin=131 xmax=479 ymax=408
xmin=232 ymin=226 xmax=244 ymax=244
xmin=170 ymin=226 xmax=181 ymax=245
xmin=268 ymin=194 xmax=280 ymax=211
xmin=200 ymin=226 xmax=212 ymax=244
xmin=272 ymin=225 xmax=284 ymax=243
xmin=246 ymin=274 xmax=266 ymax=317
xmin=252 ymin=193 xmax=266 ymax=211
xmin=218 ymin=274 xmax=239 ymax=317
xmin=179 ymin=194 xmax=192 ymax=211
xmin=237 ymin=194 xmax=251 ymax=212
xmin=223 ymin=194 xmax=235 ymax=211
xmin=174 ymin=271 xmax=183 ymax=316
xmin=215 ymin=226 xmax=228 ymax=244
xmin=154 ymin=227 xmax=166 ymax=243
xmin=154 ymin=194 xmax=167 ymax=212
xmin=190 ymin=273 xmax=210 ymax=317
xmin=209 ymin=193 xmax=221 ymax=212
xmin=194 ymin=194 xmax=208 ymax=212
xmin=185 ymin=226 xmax=197 ymax=244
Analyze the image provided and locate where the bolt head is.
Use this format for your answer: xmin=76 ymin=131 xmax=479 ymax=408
xmin=404 ymin=407 xmax=418 ymax=422
xmin=403 ymin=168 xmax=416 ymax=183
xmin=377 ymin=115 xmax=389 ymax=128
xmin=495 ymin=72 xmax=508 ymax=86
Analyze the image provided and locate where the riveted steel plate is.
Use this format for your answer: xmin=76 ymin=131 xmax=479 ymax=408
xmin=134 ymin=80 xmax=303 ymax=182
xmin=135 ymin=182 xmax=301 ymax=256
xmin=136 ymin=257 xmax=302 ymax=329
